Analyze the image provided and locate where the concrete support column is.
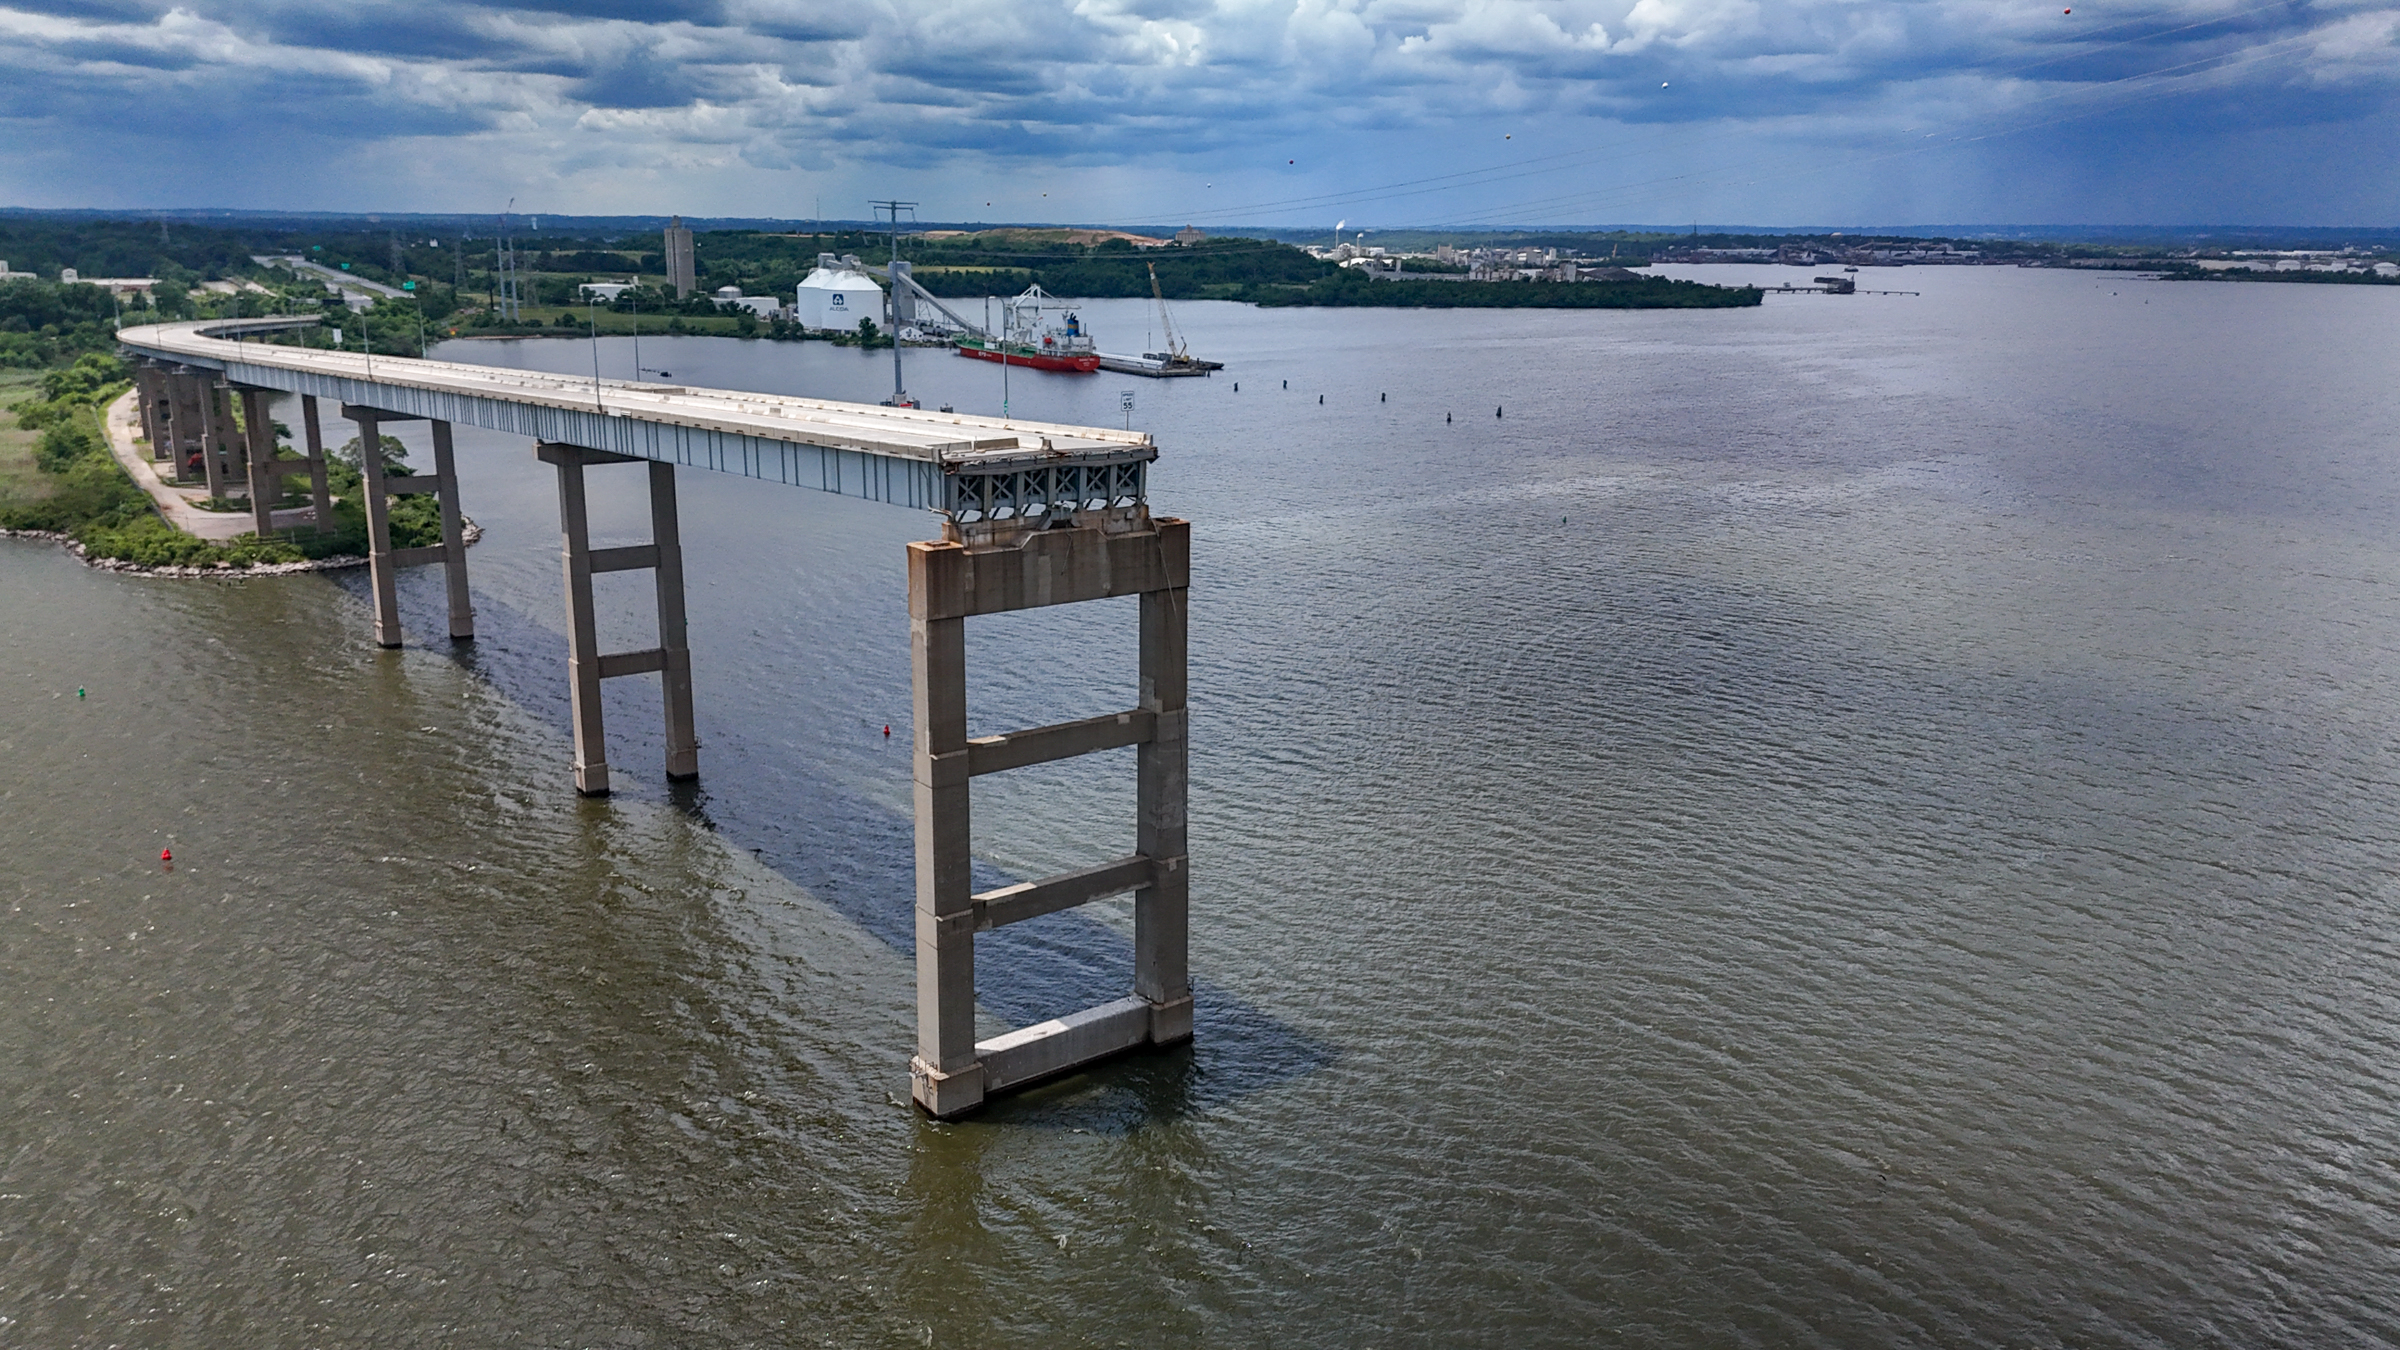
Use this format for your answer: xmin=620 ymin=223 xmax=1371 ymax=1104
xmin=349 ymin=408 xmax=403 ymax=648
xmin=134 ymin=364 xmax=166 ymax=459
xmin=430 ymin=420 xmax=475 ymax=641
xmin=536 ymin=443 xmax=700 ymax=796
xmin=649 ymin=460 xmax=698 ymax=779
xmin=1136 ymin=530 xmax=1193 ymax=1043
xmin=211 ymin=381 xmax=246 ymax=497
xmin=239 ymin=388 xmax=277 ymax=538
xmin=545 ymin=446 xmax=610 ymax=796
xmin=909 ymin=540 xmax=983 ymax=1116
xmin=299 ymin=396 xmax=334 ymax=530
xmin=197 ymin=379 xmax=229 ymax=499
xmin=165 ymin=370 xmax=205 ymax=483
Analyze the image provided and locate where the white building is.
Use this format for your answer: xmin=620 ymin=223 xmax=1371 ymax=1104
xmin=578 ymin=282 xmax=633 ymax=301
xmin=57 ymin=268 xmax=160 ymax=294
xmin=795 ymin=253 xmax=886 ymax=331
xmin=708 ymin=283 xmax=782 ymax=319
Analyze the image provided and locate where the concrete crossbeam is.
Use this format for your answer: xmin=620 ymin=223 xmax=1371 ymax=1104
xmin=967 ymin=709 xmax=1155 ymax=777
xmin=974 ymin=855 xmax=1154 ymax=931
xmin=978 ymin=996 xmax=1155 ymax=1094
xmin=589 ymin=544 xmax=661 ymax=573
xmin=596 ymin=648 xmax=669 ymax=679
xmin=912 ymin=518 xmax=1191 ymax=620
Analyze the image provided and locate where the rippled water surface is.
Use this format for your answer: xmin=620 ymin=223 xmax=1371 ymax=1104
xmin=6 ymin=266 xmax=2400 ymax=1345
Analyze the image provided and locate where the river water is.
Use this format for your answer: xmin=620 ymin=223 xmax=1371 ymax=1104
xmin=5 ymin=266 xmax=2399 ymax=1346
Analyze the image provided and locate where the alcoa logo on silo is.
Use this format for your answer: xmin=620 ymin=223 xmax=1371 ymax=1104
xmin=831 ymin=294 xmax=848 ymax=309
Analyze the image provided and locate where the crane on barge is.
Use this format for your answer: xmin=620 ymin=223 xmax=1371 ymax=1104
xmin=1096 ymin=264 xmax=1223 ymax=378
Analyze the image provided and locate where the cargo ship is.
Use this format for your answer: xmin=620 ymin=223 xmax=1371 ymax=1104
xmin=953 ymin=285 xmax=1100 ymax=373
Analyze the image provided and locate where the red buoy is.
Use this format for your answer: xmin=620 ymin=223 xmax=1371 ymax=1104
xmin=883 ymin=725 xmax=892 ymax=737
xmin=160 ymin=847 xmax=172 ymax=862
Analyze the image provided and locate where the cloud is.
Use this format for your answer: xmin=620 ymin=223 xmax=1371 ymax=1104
xmin=0 ymin=0 xmax=2393 ymax=223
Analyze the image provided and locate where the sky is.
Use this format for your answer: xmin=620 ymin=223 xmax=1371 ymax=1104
xmin=1 ymin=0 xmax=2395 ymax=227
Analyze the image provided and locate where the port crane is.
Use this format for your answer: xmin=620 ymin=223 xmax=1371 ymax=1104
xmin=1146 ymin=263 xmax=1188 ymax=363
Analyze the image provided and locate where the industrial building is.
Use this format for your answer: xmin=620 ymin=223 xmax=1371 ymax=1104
xmin=795 ymin=253 xmax=885 ymax=332
xmin=664 ymin=216 xmax=696 ymax=298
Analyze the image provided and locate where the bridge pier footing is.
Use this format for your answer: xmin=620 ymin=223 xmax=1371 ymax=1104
xmin=908 ymin=512 xmax=1192 ymax=1118
xmin=537 ymin=443 xmax=700 ymax=796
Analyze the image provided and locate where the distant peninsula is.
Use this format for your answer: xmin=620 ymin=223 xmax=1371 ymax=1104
xmin=1237 ymin=270 xmax=1761 ymax=309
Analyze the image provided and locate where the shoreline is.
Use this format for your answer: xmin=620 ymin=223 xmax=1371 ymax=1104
xmin=24 ymin=388 xmax=480 ymax=578
xmin=0 ymin=525 xmax=369 ymax=577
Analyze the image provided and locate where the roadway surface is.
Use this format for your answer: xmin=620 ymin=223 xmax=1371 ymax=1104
xmin=253 ymin=255 xmax=412 ymax=304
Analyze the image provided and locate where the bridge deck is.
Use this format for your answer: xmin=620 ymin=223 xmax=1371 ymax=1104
xmin=116 ymin=317 xmax=1154 ymax=518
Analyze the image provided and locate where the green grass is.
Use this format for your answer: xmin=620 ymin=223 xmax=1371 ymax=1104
xmin=0 ymin=368 xmax=53 ymax=507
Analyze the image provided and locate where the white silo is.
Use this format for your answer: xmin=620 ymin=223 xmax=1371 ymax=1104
xmin=795 ymin=253 xmax=887 ymax=332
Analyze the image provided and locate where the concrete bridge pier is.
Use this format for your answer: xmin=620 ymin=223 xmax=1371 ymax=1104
xmin=346 ymin=407 xmax=404 ymax=647
xmin=201 ymin=377 xmax=242 ymax=500
xmin=296 ymin=396 xmax=336 ymax=532
xmin=235 ymin=389 xmax=335 ymax=539
xmin=133 ymin=362 xmax=168 ymax=460
xmin=536 ymin=443 xmax=701 ymax=796
xmin=908 ymin=512 xmax=1192 ymax=1118
xmin=345 ymin=406 xmax=473 ymax=649
xmin=164 ymin=367 xmax=208 ymax=484
xmin=429 ymin=421 xmax=475 ymax=640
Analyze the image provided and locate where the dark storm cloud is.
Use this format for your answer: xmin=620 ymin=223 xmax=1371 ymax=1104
xmin=0 ymin=57 xmax=502 ymax=141
xmin=1 ymin=0 xmax=164 ymax=18
xmin=500 ymin=0 xmax=728 ymax=20
xmin=0 ymin=0 xmax=2393 ymax=220
xmin=44 ymin=30 xmax=198 ymax=68
xmin=571 ymin=43 xmax=718 ymax=107
xmin=231 ymin=4 xmax=515 ymax=62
